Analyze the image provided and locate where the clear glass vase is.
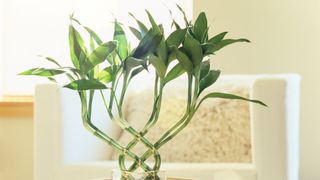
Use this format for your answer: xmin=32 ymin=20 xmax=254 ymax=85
xmin=112 ymin=169 xmax=166 ymax=180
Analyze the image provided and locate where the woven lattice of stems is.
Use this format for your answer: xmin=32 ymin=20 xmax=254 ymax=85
xmin=124 ymin=72 xmax=198 ymax=172
xmin=78 ymin=89 xmax=161 ymax=172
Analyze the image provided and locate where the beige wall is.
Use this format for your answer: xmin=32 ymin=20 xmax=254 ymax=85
xmin=194 ymin=0 xmax=320 ymax=179
xmin=0 ymin=118 xmax=33 ymax=180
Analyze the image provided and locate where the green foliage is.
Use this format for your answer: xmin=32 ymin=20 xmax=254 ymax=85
xmin=99 ymin=66 xmax=117 ymax=83
xmin=41 ymin=56 xmax=62 ymax=67
xmin=84 ymin=26 xmax=103 ymax=45
xmin=156 ymin=37 xmax=168 ymax=65
xmin=113 ymin=20 xmax=128 ymax=60
xmin=124 ymin=57 xmax=148 ymax=71
xmin=149 ymin=55 xmax=167 ymax=78
xmin=129 ymin=66 xmax=145 ymax=80
xmin=132 ymin=29 xmax=162 ymax=59
xmin=164 ymin=63 xmax=185 ymax=84
xmin=197 ymin=92 xmax=267 ymax=111
xmin=200 ymin=60 xmax=210 ymax=80
xmin=172 ymin=46 xmax=193 ymax=73
xmin=176 ymin=4 xmax=189 ymax=26
xmin=204 ymin=38 xmax=250 ymax=55
xmin=86 ymin=41 xmax=117 ymax=73
xmin=19 ymin=68 xmax=65 ymax=77
xmin=129 ymin=27 xmax=143 ymax=40
xmin=208 ymin=31 xmax=228 ymax=44
xmin=129 ymin=12 xmax=148 ymax=36
xmin=68 ymin=24 xmax=87 ymax=70
xmin=199 ymin=69 xmax=221 ymax=95
xmin=64 ymin=79 xmax=107 ymax=90
xmin=20 ymin=9 xmax=266 ymax=176
xmin=166 ymin=28 xmax=187 ymax=48
xmin=183 ymin=33 xmax=203 ymax=67
xmin=193 ymin=12 xmax=208 ymax=43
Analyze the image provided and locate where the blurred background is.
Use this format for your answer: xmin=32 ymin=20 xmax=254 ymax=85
xmin=1 ymin=0 xmax=320 ymax=179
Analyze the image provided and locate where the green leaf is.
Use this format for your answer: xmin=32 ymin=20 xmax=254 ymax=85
xmin=194 ymin=12 xmax=208 ymax=42
xmin=84 ymin=26 xmax=103 ymax=45
xmin=167 ymin=51 xmax=177 ymax=63
xmin=205 ymin=38 xmax=250 ymax=54
xmin=86 ymin=41 xmax=117 ymax=73
xmin=130 ymin=66 xmax=145 ymax=80
xmin=197 ymin=92 xmax=267 ymax=110
xmin=41 ymin=56 xmax=62 ymax=67
xmin=129 ymin=12 xmax=148 ymax=36
xmin=201 ymin=27 xmax=210 ymax=43
xmin=114 ymin=20 xmax=128 ymax=60
xmin=61 ymin=67 xmax=81 ymax=77
xmin=187 ymin=27 xmax=196 ymax=39
xmin=124 ymin=57 xmax=148 ymax=71
xmin=68 ymin=25 xmax=88 ymax=71
xmin=176 ymin=4 xmax=189 ymax=26
xmin=168 ymin=8 xmax=181 ymax=30
xmin=68 ymin=25 xmax=80 ymax=69
xmin=89 ymin=64 xmax=100 ymax=79
xmin=99 ymin=66 xmax=115 ymax=83
xmin=19 ymin=68 xmax=65 ymax=77
xmin=200 ymin=60 xmax=210 ymax=80
xmin=64 ymin=79 xmax=107 ymax=90
xmin=172 ymin=20 xmax=181 ymax=30
xmin=107 ymin=51 xmax=121 ymax=65
xmin=129 ymin=27 xmax=142 ymax=40
xmin=89 ymin=36 xmax=95 ymax=52
xmin=149 ymin=55 xmax=167 ymax=78
xmin=166 ymin=28 xmax=187 ymax=48
xmin=132 ymin=29 xmax=162 ymax=59
xmin=47 ymin=77 xmax=57 ymax=83
xmin=164 ymin=63 xmax=185 ymax=84
xmin=157 ymin=37 xmax=168 ymax=64
xmin=70 ymin=15 xmax=81 ymax=26
xmin=173 ymin=21 xmax=181 ymax=30
xmin=199 ymin=69 xmax=221 ymax=95
xmin=159 ymin=24 xmax=164 ymax=35
xmin=202 ymin=32 xmax=228 ymax=54
xmin=172 ymin=46 xmax=193 ymax=73
xmin=183 ymin=34 xmax=203 ymax=67
xmin=61 ymin=70 xmax=79 ymax=81
xmin=208 ymin=32 xmax=228 ymax=44
xmin=146 ymin=10 xmax=161 ymax=34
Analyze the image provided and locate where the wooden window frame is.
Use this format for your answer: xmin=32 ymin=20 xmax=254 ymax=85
xmin=0 ymin=96 xmax=33 ymax=118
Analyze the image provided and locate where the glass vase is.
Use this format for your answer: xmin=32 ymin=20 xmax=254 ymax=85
xmin=112 ymin=169 xmax=166 ymax=180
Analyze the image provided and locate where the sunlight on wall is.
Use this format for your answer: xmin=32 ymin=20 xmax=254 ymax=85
xmin=0 ymin=0 xmax=192 ymax=96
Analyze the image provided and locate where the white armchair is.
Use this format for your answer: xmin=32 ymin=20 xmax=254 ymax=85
xmin=34 ymin=74 xmax=300 ymax=180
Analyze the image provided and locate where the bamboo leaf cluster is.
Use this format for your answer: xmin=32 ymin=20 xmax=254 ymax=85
xmin=20 ymin=7 xmax=266 ymax=178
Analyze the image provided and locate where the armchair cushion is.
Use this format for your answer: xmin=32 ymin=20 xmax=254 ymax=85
xmin=111 ymin=83 xmax=252 ymax=163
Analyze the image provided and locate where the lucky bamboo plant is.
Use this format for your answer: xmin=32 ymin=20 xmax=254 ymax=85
xmin=21 ymin=7 xmax=266 ymax=180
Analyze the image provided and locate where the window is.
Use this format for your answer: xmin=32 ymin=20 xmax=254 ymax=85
xmin=0 ymin=0 xmax=192 ymax=96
